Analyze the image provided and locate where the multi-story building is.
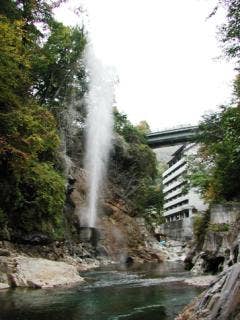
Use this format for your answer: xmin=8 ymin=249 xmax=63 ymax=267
xmin=162 ymin=143 xmax=207 ymax=223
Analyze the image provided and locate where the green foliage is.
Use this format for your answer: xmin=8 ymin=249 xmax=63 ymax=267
xmin=114 ymin=110 xmax=147 ymax=144
xmin=141 ymin=183 xmax=165 ymax=225
xmin=218 ymin=0 xmax=240 ymax=61
xmin=193 ymin=212 xmax=210 ymax=247
xmin=136 ymin=120 xmax=151 ymax=135
xmin=208 ymin=223 xmax=229 ymax=232
xmin=111 ymin=110 xmax=163 ymax=223
xmin=189 ymin=1 xmax=240 ymax=203
xmin=0 ymin=2 xmax=87 ymax=240
xmin=188 ymin=106 xmax=240 ymax=202
xmin=0 ymin=105 xmax=60 ymax=158
xmin=1 ymin=0 xmax=65 ymax=38
xmin=233 ymin=74 xmax=240 ymax=105
xmin=0 ymin=102 xmax=66 ymax=238
xmin=0 ymin=160 xmax=65 ymax=236
xmin=19 ymin=162 xmax=65 ymax=236
xmin=0 ymin=16 xmax=30 ymax=109
xmin=185 ymin=155 xmax=214 ymax=201
xmin=32 ymin=20 xmax=87 ymax=112
xmin=217 ymin=1 xmax=240 ymax=105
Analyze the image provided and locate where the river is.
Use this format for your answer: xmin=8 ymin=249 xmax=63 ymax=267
xmin=0 ymin=262 xmax=202 ymax=320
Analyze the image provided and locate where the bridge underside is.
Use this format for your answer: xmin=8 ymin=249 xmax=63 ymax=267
xmin=147 ymin=126 xmax=198 ymax=148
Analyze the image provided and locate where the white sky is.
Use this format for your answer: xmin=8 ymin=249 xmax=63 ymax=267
xmin=55 ymin=0 xmax=236 ymax=131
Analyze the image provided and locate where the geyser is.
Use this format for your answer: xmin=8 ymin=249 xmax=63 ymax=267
xmin=81 ymin=45 xmax=115 ymax=228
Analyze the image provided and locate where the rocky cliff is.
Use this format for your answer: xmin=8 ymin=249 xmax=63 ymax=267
xmin=0 ymin=99 xmax=163 ymax=279
xmin=176 ymin=263 xmax=240 ymax=320
xmin=175 ymin=204 xmax=240 ymax=319
xmin=185 ymin=204 xmax=240 ymax=275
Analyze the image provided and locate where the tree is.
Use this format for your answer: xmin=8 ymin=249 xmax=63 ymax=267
xmin=110 ymin=110 xmax=163 ymax=222
xmin=113 ymin=110 xmax=147 ymax=144
xmin=188 ymin=106 xmax=240 ymax=202
xmin=32 ymin=20 xmax=87 ymax=113
xmin=233 ymin=73 xmax=240 ymax=105
xmin=188 ymin=1 xmax=240 ymax=203
xmin=0 ymin=16 xmax=30 ymax=110
xmin=0 ymin=2 xmax=86 ymax=240
xmin=136 ymin=120 xmax=151 ymax=135
xmin=218 ymin=0 xmax=240 ymax=61
xmin=216 ymin=0 xmax=240 ymax=104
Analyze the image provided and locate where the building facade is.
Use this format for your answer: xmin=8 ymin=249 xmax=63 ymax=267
xmin=162 ymin=143 xmax=207 ymax=223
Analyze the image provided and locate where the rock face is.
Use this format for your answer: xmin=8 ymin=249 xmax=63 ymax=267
xmin=0 ymin=255 xmax=83 ymax=289
xmin=156 ymin=239 xmax=187 ymax=261
xmin=99 ymin=207 xmax=165 ymax=263
xmin=185 ymin=204 xmax=240 ymax=275
xmin=176 ymin=263 xmax=240 ymax=320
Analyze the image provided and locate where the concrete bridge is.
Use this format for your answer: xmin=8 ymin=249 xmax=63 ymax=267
xmin=147 ymin=126 xmax=198 ymax=148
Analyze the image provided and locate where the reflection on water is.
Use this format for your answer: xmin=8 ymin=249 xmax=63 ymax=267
xmin=0 ymin=262 xmax=202 ymax=320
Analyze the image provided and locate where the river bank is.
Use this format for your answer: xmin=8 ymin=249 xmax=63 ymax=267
xmin=0 ymin=240 xmax=113 ymax=290
xmin=0 ymin=206 xmax=182 ymax=291
xmin=0 ymin=237 xmax=214 ymax=292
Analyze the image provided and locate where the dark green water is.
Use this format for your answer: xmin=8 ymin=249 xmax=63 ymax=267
xmin=0 ymin=262 xmax=202 ymax=320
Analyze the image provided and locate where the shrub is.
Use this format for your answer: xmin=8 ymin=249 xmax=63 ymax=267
xmin=208 ymin=223 xmax=230 ymax=232
xmin=193 ymin=211 xmax=210 ymax=247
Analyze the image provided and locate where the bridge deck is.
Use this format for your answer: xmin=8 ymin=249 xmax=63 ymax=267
xmin=147 ymin=126 xmax=198 ymax=147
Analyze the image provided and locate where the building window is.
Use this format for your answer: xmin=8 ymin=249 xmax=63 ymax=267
xmin=165 ymin=199 xmax=189 ymax=211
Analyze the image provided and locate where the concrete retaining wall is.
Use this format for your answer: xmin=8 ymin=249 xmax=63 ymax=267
xmin=210 ymin=204 xmax=240 ymax=224
xmin=157 ymin=203 xmax=240 ymax=242
xmin=158 ymin=217 xmax=194 ymax=241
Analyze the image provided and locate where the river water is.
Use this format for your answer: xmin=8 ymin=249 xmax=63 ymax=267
xmin=0 ymin=262 xmax=202 ymax=320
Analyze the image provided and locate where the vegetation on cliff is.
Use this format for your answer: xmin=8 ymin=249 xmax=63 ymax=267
xmin=187 ymin=0 xmax=240 ymax=203
xmin=187 ymin=106 xmax=240 ymax=202
xmin=0 ymin=1 xmax=86 ymax=240
xmin=110 ymin=110 xmax=164 ymax=224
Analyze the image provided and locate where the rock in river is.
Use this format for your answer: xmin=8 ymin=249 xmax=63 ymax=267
xmin=0 ymin=255 xmax=84 ymax=289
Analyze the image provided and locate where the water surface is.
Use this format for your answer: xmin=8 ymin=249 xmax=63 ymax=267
xmin=0 ymin=262 xmax=202 ymax=320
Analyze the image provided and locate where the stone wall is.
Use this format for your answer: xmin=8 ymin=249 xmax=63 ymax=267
xmin=158 ymin=216 xmax=194 ymax=241
xmin=210 ymin=203 xmax=240 ymax=224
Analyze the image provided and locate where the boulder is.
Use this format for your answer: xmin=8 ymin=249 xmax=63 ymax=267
xmin=0 ymin=283 xmax=10 ymax=290
xmin=0 ymin=256 xmax=84 ymax=289
xmin=0 ymin=270 xmax=9 ymax=289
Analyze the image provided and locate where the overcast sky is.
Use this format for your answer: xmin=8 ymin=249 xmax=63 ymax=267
xmin=55 ymin=0 xmax=236 ymax=131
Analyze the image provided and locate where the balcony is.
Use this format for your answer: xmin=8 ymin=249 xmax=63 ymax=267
xmin=165 ymin=187 xmax=183 ymax=201
xmin=163 ymin=163 xmax=187 ymax=185
xmin=163 ymin=158 xmax=186 ymax=178
xmin=164 ymin=204 xmax=190 ymax=217
xmin=163 ymin=178 xmax=185 ymax=194
xmin=164 ymin=195 xmax=188 ymax=210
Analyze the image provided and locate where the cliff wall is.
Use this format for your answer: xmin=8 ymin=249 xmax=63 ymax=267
xmin=185 ymin=203 xmax=240 ymax=275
